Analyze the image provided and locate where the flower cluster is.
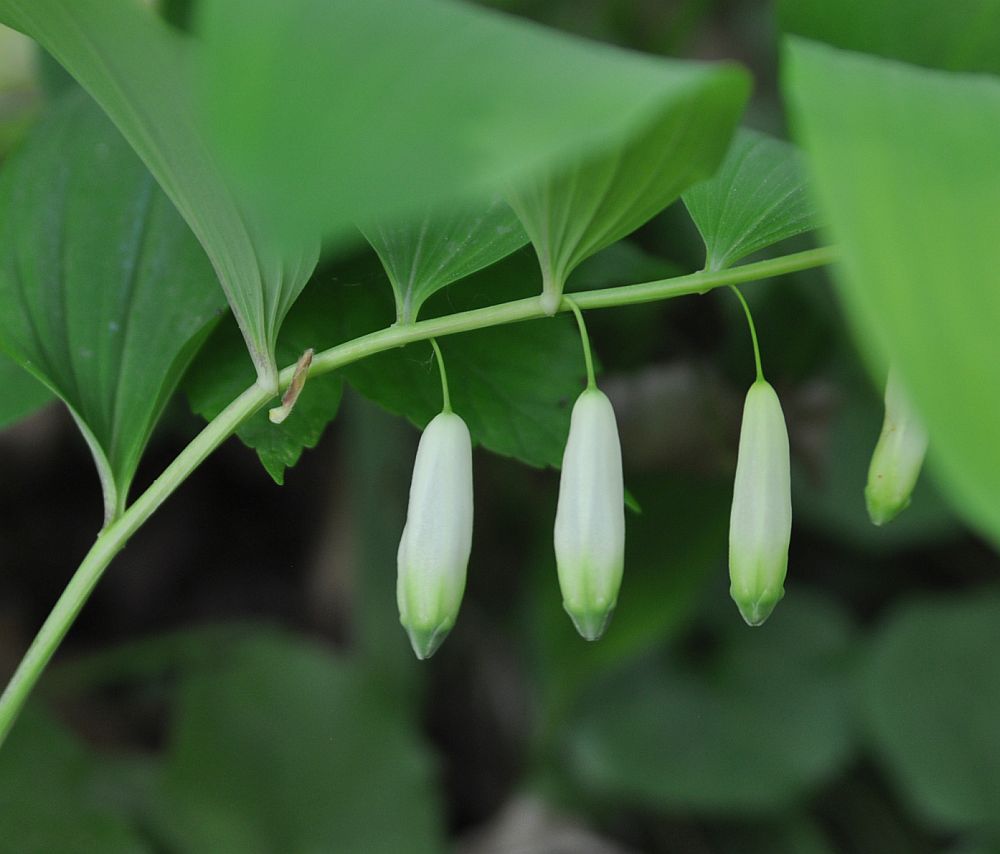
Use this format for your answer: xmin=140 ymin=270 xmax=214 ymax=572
xmin=394 ymin=318 xmax=928 ymax=658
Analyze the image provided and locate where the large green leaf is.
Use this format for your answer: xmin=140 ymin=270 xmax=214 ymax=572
xmin=682 ymin=128 xmax=819 ymax=271
xmin=360 ymin=196 xmax=528 ymax=324
xmin=0 ymin=708 xmax=151 ymax=853
xmin=0 ymin=354 xmax=52 ymax=430
xmin=0 ymin=93 xmax=225 ymax=522
xmin=507 ymin=88 xmax=745 ymax=312
xmin=863 ymin=592 xmax=1000 ymax=828
xmin=779 ymin=0 xmax=1000 ymax=74
xmin=193 ymin=0 xmax=747 ymax=247
xmin=783 ymin=39 xmax=1000 ymax=541
xmin=154 ymin=631 xmax=443 ymax=854
xmin=566 ymin=593 xmax=856 ymax=813
xmin=0 ymin=0 xmax=318 ymax=388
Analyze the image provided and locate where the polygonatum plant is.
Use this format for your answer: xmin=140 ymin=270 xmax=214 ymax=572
xmin=2 ymin=0 xmax=997 ymax=753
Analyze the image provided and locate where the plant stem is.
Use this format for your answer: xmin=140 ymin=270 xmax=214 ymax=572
xmin=0 ymin=244 xmax=835 ymax=745
xmin=729 ymin=285 xmax=764 ymax=381
xmin=0 ymin=381 xmax=272 ymax=745
xmin=564 ymin=297 xmax=597 ymax=390
xmin=429 ymin=338 xmax=452 ymax=413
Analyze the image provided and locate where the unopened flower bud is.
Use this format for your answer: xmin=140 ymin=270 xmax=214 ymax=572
xmin=554 ymin=388 xmax=625 ymax=640
xmin=729 ymin=379 xmax=792 ymax=626
xmin=865 ymin=367 xmax=928 ymax=526
xmin=397 ymin=412 xmax=474 ymax=659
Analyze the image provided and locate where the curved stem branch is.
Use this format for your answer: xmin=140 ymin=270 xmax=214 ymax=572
xmin=429 ymin=338 xmax=452 ymax=413
xmin=0 ymin=244 xmax=835 ymax=745
xmin=729 ymin=284 xmax=764 ymax=382
xmin=564 ymin=297 xmax=596 ymax=390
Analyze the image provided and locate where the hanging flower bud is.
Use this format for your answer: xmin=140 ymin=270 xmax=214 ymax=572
xmin=397 ymin=411 xmax=474 ymax=659
xmin=729 ymin=379 xmax=792 ymax=627
xmin=865 ymin=367 xmax=928 ymax=526
xmin=554 ymin=388 xmax=625 ymax=641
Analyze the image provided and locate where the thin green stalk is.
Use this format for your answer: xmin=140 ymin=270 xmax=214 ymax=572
xmin=564 ymin=297 xmax=596 ymax=389
xmin=429 ymin=338 xmax=451 ymax=413
xmin=729 ymin=284 xmax=764 ymax=381
xmin=0 ymin=244 xmax=835 ymax=745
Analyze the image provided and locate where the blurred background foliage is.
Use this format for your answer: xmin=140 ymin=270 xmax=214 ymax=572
xmin=1 ymin=1 xmax=999 ymax=852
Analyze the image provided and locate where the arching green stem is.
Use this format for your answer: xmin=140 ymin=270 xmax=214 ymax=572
xmin=0 ymin=245 xmax=836 ymax=746
xmin=730 ymin=285 xmax=764 ymax=382
xmin=429 ymin=337 xmax=452 ymax=413
xmin=564 ymin=296 xmax=596 ymax=390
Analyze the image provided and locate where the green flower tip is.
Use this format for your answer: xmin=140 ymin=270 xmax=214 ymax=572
xmin=565 ymin=602 xmax=616 ymax=642
xmin=404 ymin=619 xmax=454 ymax=661
xmin=731 ymin=587 xmax=784 ymax=627
xmin=864 ymin=484 xmax=910 ymax=527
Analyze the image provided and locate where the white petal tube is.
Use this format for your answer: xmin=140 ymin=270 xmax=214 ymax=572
xmin=865 ymin=367 xmax=929 ymax=526
xmin=729 ymin=379 xmax=791 ymax=626
xmin=397 ymin=411 xmax=474 ymax=659
xmin=554 ymin=388 xmax=625 ymax=640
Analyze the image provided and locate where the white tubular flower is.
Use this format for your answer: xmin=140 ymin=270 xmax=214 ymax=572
xmin=397 ymin=411 xmax=474 ymax=659
xmin=865 ymin=367 xmax=929 ymax=526
xmin=554 ymin=388 xmax=625 ymax=641
xmin=729 ymin=379 xmax=792 ymax=627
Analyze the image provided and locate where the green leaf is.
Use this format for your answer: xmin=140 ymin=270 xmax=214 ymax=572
xmin=154 ymin=631 xmax=443 ymax=854
xmin=360 ymin=196 xmax=528 ymax=324
xmin=682 ymin=128 xmax=819 ymax=271
xmin=194 ymin=0 xmax=748 ymax=247
xmin=186 ymin=318 xmax=343 ymax=485
xmin=779 ymin=0 xmax=1000 ymax=74
xmin=783 ymin=39 xmax=1000 ymax=541
xmin=0 ymin=92 xmax=225 ymax=521
xmin=863 ymin=592 xmax=1000 ymax=828
xmin=0 ymin=353 xmax=53 ymax=430
xmin=566 ymin=593 xmax=856 ymax=812
xmin=507 ymin=88 xmax=746 ymax=312
xmin=0 ymin=0 xmax=318 ymax=387
xmin=0 ymin=708 xmax=151 ymax=853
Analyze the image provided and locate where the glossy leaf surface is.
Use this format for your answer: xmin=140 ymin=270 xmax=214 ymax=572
xmin=195 ymin=0 xmax=748 ymax=247
xmin=0 ymin=93 xmax=225 ymax=520
xmin=361 ymin=197 xmax=528 ymax=324
xmin=784 ymin=39 xmax=1000 ymax=540
xmin=0 ymin=0 xmax=318 ymax=386
xmin=683 ymin=128 xmax=819 ymax=271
